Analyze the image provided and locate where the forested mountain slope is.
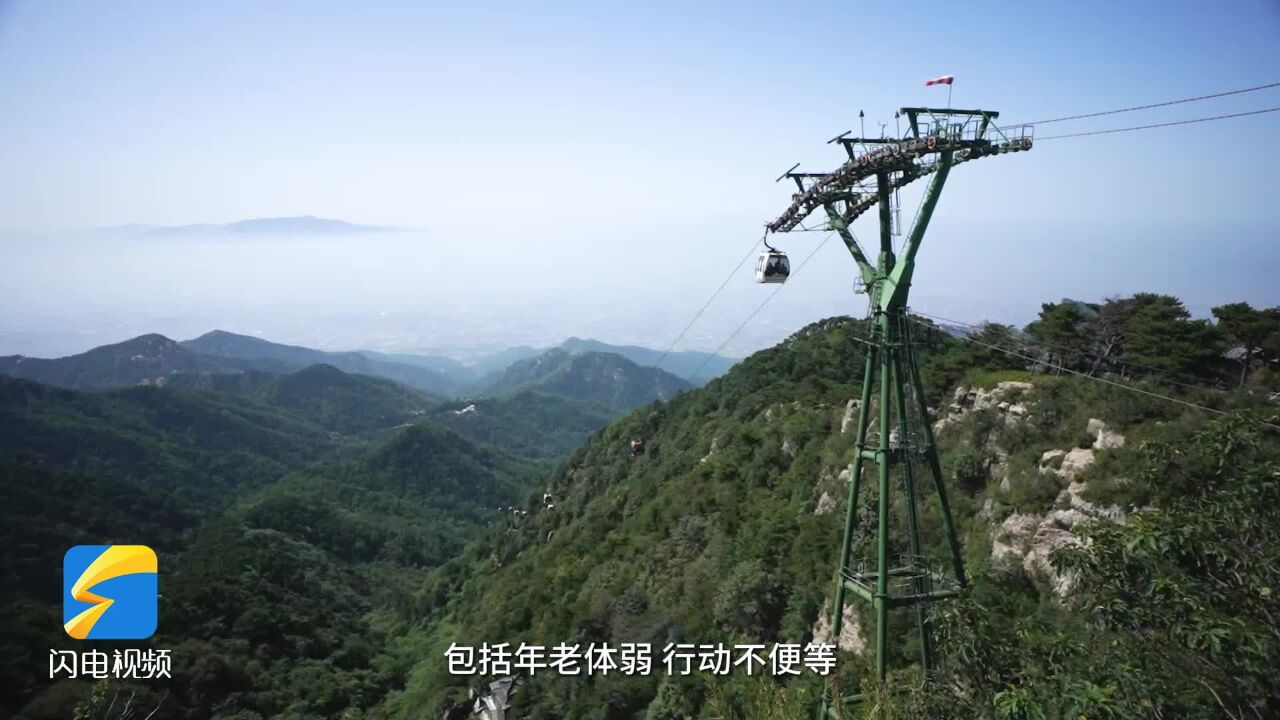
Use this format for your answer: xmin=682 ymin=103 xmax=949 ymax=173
xmin=164 ymin=363 xmax=437 ymax=433
xmin=0 ymin=374 xmax=337 ymax=505
xmin=481 ymin=349 xmax=691 ymax=411
xmin=4 ymin=294 xmax=1277 ymax=720
xmin=377 ymin=307 xmax=1279 ymax=719
xmin=0 ymin=378 xmax=543 ymax=719
xmin=152 ymin=425 xmax=543 ymax=719
xmin=382 ymin=317 xmax=898 ymax=716
xmin=430 ymin=391 xmax=614 ymax=459
xmin=182 ymin=330 xmax=463 ymax=396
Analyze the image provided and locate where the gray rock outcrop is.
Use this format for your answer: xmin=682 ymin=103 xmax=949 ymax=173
xmin=811 ymin=598 xmax=867 ymax=653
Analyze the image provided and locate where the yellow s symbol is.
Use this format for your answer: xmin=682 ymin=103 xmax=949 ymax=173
xmin=63 ymin=545 xmax=157 ymax=639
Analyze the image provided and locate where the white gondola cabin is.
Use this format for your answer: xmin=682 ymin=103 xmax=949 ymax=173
xmin=755 ymin=250 xmax=790 ymax=284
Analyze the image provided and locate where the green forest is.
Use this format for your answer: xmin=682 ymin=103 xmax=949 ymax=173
xmin=1 ymin=294 xmax=1278 ymax=719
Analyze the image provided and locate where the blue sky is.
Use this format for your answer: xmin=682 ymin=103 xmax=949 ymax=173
xmin=0 ymin=1 xmax=1277 ymax=357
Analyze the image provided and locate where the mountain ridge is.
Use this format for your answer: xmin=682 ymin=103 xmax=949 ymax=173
xmin=0 ymin=333 xmax=287 ymax=390
xmin=479 ymin=347 xmax=691 ymax=410
xmin=101 ymin=215 xmax=390 ymax=238
xmin=559 ymin=335 xmax=737 ymax=383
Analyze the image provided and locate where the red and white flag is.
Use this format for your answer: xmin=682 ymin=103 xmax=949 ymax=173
xmin=925 ymin=75 xmax=954 ymax=86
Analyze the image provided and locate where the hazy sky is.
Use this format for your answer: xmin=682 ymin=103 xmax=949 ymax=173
xmin=0 ymin=1 xmax=1277 ymax=360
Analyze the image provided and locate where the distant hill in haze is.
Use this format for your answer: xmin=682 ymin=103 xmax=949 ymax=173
xmin=0 ymin=329 xmax=672 ymax=459
xmin=0 ymin=334 xmax=287 ymax=390
xmin=465 ymin=345 xmax=545 ymax=376
xmin=559 ymin=336 xmax=737 ymax=384
xmin=223 ymin=216 xmax=388 ymax=235
xmin=480 ymin=348 xmax=691 ymax=410
xmin=0 ymin=331 xmax=464 ymax=396
xmin=0 ymin=330 xmax=737 ymax=400
xmin=102 ymin=215 xmax=390 ymax=238
xmin=181 ymin=330 xmax=461 ymax=396
xmin=359 ymin=349 xmax=475 ymax=379
xmin=459 ymin=338 xmax=738 ymax=386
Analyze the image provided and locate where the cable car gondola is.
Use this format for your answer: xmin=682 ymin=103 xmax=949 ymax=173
xmin=755 ymin=238 xmax=790 ymax=284
xmin=629 ymin=437 xmax=646 ymax=458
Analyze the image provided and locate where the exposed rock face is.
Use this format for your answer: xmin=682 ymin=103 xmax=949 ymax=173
xmin=934 ymin=381 xmax=1034 ymax=435
xmin=992 ymin=509 xmax=1085 ymax=595
xmin=1039 ymin=449 xmax=1066 ymax=468
xmin=1088 ymin=417 xmax=1126 ymax=450
xmin=993 ymin=418 xmax=1128 ymax=596
xmin=473 ymin=675 xmax=523 ymax=720
xmin=1022 ymin=513 xmax=1083 ymax=596
xmin=763 ymin=400 xmax=805 ymax=423
xmin=815 ymin=491 xmax=836 ymax=516
xmin=1059 ymin=448 xmax=1096 ymax=481
xmin=992 ymin=513 xmax=1041 ymax=561
xmin=1062 ymin=479 xmax=1126 ymax=522
xmin=811 ymin=598 xmax=866 ymax=653
xmin=813 ymin=464 xmax=847 ymax=516
xmin=977 ymin=496 xmax=996 ymax=522
xmin=700 ymin=436 xmax=721 ymax=463
xmin=927 ymin=382 xmax=1130 ymax=597
xmin=841 ymin=399 xmax=860 ymax=434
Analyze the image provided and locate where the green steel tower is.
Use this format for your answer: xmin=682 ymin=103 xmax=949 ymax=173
xmin=763 ymin=107 xmax=1032 ymax=713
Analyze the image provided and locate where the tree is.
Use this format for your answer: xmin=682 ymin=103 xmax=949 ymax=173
xmin=1084 ymin=296 xmax=1130 ymax=376
xmin=1092 ymin=294 xmax=1225 ymax=382
xmin=1212 ymin=302 xmax=1280 ymax=386
xmin=920 ymin=323 xmax=1028 ymax=399
xmin=1054 ymin=416 xmax=1280 ymax=719
xmin=917 ymin=416 xmax=1280 ymax=720
xmin=1024 ymin=301 xmax=1093 ymax=373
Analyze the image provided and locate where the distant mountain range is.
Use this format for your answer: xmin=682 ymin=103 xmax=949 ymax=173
xmin=451 ymin=337 xmax=736 ymax=387
xmin=0 ymin=331 xmax=738 ymax=399
xmin=0 ymin=334 xmax=288 ymax=391
xmin=101 ymin=215 xmax=390 ymax=238
xmin=182 ymin=330 xmax=463 ymax=396
xmin=0 ymin=330 xmax=698 ymax=457
xmin=0 ymin=331 xmax=461 ymax=397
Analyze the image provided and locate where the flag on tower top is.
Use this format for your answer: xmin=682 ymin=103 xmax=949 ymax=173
xmin=925 ymin=75 xmax=954 ymax=86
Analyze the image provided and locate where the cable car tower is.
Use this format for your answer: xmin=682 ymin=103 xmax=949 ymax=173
xmin=760 ymin=107 xmax=1032 ymax=710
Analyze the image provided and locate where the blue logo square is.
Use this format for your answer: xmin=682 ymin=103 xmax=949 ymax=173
xmin=63 ymin=545 xmax=158 ymax=640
